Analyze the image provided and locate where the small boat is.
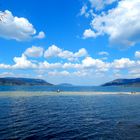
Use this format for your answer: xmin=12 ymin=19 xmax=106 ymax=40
xmin=57 ymin=89 xmax=60 ymax=93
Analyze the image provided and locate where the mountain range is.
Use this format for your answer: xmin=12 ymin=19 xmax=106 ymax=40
xmin=0 ymin=77 xmax=140 ymax=87
xmin=57 ymin=83 xmax=73 ymax=86
xmin=102 ymin=78 xmax=140 ymax=87
xmin=0 ymin=77 xmax=53 ymax=86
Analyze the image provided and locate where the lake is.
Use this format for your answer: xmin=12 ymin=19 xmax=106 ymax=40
xmin=0 ymin=86 xmax=140 ymax=139
xmin=0 ymin=85 xmax=140 ymax=92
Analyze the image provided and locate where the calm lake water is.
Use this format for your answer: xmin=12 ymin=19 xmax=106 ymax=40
xmin=0 ymin=85 xmax=140 ymax=92
xmin=0 ymin=86 xmax=140 ymax=139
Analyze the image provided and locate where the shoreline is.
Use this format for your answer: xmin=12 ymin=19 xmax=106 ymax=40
xmin=0 ymin=91 xmax=139 ymax=97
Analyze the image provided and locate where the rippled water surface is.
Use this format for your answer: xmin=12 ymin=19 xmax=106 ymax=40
xmin=0 ymin=93 xmax=140 ymax=139
xmin=0 ymin=85 xmax=140 ymax=92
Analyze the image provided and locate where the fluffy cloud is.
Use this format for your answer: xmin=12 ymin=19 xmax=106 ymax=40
xmin=48 ymin=70 xmax=90 ymax=77
xmin=0 ymin=54 xmax=37 ymax=69
xmin=98 ymin=51 xmax=109 ymax=56
xmin=82 ymin=57 xmax=109 ymax=71
xmin=73 ymin=70 xmax=89 ymax=77
xmin=1 ymin=44 xmax=140 ymax=81
xmin=7 ymin=55 xmax=139 ymax=74
xmin=83 ymin=29 xmax=97 ymax=38
xmin=0 ymin=54 xmax=140 ymax=81
xmin=12 ymin=54 xmax=37 ymax=69
xmin=84 ymin=0 xmax=140 ymax=47
xmin=38 ymin=61 xmax=82 ymax=70
xmin=135 ymin=51 xmax=140 ymax=59
xmin=0 ymin=10 xmax=45 ymax=41
xmin=39 ymin=61 xmax=62 ymax=69
xmin=44 ymin=45 xmax=88 ymax=61
xmin=80 ymin=5 xmax=90 ymax=17
xmin=80 ymin=5 xmax=87 ymax=15
xmin=24 ymin=46 xmax=44 ymax=58
xmin=44 ymin=45 xmax=62 ymax=58
xmin=0 ymin=64 xmax=11 ymax=69
xmin=63 ymin=63 xmax=82 ymax=69
xmin=129 ymin=69 xmax=140 ymax=75
xmin=34 ymin=31 xmax=45 ymax=39
xmin=111 ymin=58 xmax=135 ymax=69
xmin=89 ymin=0 xmax=117 ymax=11
xmin=48 ymin=70 xmax=70 ymax=76
xmin=0 ymin=72 xmax=14 ymax=77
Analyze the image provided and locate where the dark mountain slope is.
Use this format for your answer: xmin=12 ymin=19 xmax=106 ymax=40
xmin=0 ymin=77 xmax=53 ymax=86
xmin=102 ymin=78 xmax=140 ymax=87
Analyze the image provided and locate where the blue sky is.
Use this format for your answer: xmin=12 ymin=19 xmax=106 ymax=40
xmin=0 ymin=0 xmax=140 ymax=85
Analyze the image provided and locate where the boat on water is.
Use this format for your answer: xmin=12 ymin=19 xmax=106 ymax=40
xmin=57 ymin=89 xmax=60 ymax=93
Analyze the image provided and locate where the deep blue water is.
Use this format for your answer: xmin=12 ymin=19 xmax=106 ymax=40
xmin=0 ymin=85 xmax=140 ymax=92
xmin=0 ymin=93 xmax=140 ymax=139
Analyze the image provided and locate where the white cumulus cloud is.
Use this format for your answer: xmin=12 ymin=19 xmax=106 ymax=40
xmin=111 ymin=58 xmax=135 ymax=69
xmin=89 ymin=0 xmax=118 ymax=10
xmin=135 ymin=51 xmax=140 ymax=59
xmin=80 ymin=5 xmax=90 ymax=17
xmin=24 ymin=46 xmax=44 ymax=58
xmin=82 ymin=56 xmax=109 ymax=71
xmin=34 ymin=31 xmax=45 ymax=39
xmin=12 ymin=54 xmax=37 ymax=69
xmin=84 ymin=0 xmax=140 ymax=47
xmin=0 ymin=10 xmax=45 ymax=41
xmin=39 ymin=61 xmax=62 ymax=69
xmin=44 ymin=45 xmax=62 ymax=58
xmin=48 ymin=70 xmax=70 ymax=76
xmin=0 ymin=64 xmax=11 ymax=69
xmin=98 ymin=51 xmax=109 ymax=56
xmin=0 ymin=72 xmax=14 ymax=77
xmin=83 ymin=29 xmax=97 ymax=38
xmin=44 ymin=45 xmax=88 ymax=61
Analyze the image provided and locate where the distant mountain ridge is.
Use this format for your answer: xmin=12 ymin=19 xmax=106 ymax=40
xmin=102 ymin=78 xmax=140 ymax=87
xmin=57 ymin=83 xmax=73 ymax=86
xmin=0 ymin=77 xmax=53 ymax=86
